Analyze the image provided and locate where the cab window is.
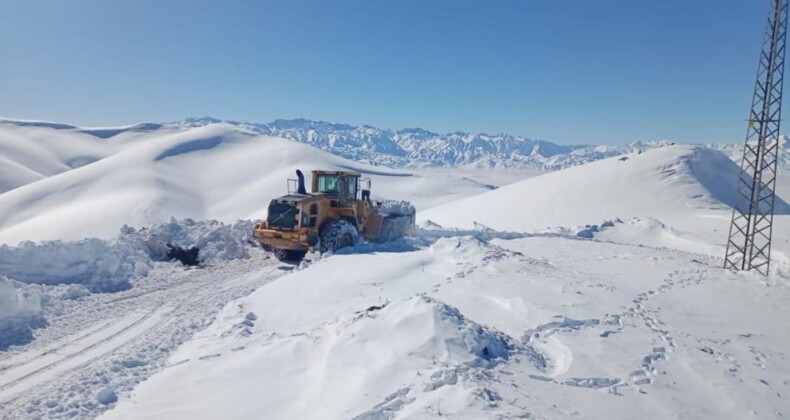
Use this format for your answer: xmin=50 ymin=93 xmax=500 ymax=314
xmin=317 ymin=174 xmax=358 ymax=199
xmin=317 ymin=175 xmax=338 ymax=193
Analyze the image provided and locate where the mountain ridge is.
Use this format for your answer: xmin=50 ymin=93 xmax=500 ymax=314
xmin=2 ymin=116 xmax=785 ymax=170
xmin=172 ymin=116 xmax=681 ymax=170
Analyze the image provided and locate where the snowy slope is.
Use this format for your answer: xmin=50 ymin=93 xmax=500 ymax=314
xmin=96 ymin=143 xmax=790 ymax=419
xmin=104 ymin=234 xmax=790 ymax=420
xmin=0 ymin=120 xmax=115 ymax=194
xmin=422 ymin=145 xmax=790 ymax=251
xmin=0 ymin=122 xmax=504 ymax=245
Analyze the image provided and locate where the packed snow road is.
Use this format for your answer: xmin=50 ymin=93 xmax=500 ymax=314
xmin=0 ymin=249 xmax=284 ymax=419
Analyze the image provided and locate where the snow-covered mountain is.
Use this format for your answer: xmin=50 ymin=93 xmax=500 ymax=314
xmin=176 ymin=116 xmax=790 ymax=170
xmin=175 ymin=116 xmax=678 ymax=170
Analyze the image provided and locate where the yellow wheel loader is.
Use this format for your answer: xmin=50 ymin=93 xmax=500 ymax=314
xmin=253 ymin=169 xmax=416 ymax=261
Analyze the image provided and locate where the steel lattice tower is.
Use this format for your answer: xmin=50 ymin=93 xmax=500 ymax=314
xmin=725 ymin=0 xmax=789 ymax=276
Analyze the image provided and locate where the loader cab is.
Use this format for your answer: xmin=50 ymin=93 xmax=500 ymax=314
xmin=311 ymin=170 xmax=362 ymax=202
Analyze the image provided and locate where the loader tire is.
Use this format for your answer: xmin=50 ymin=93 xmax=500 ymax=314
xmin=319 ymin=220 xmax=359 ymax=254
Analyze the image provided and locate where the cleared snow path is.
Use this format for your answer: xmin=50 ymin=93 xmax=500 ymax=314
xmin=0 ymin=249 xmax=283 ymax=419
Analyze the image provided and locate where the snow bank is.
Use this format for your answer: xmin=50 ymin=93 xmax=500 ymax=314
xmin=0 ymin=278 xmax=47 ymax=350
xmin=0 ymin=238 xmax=148 ymax=293
xmin=0 ymin=218 xmax=255 ymax=350
xmin=123 ymin=218 xmax=254 ymax=264
xmin=0 ymin=218 xmax=254 ymax=294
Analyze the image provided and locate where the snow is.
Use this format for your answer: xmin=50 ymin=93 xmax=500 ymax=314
xmin=0 ymin=218 xmax=257 ymax=351
xmin=2 ymin=117 xmax=790 ymax=419
xmin=0 ymin=120 xmax=116 ymax=194
xmin=0 ymin=247 xmax=283 ymax=418
xmin=104 ymin=234 xmax=790 ymax=420
xmin=97 ymin=388 xmax=118 ymax=405
xmin=0 ymin=121 xmax=515 ymax=245
xmin=174 ymin=116 xmax=628 ymax=170
xmin=0 ymin=279 xmax=47 ymax=350
xmin=421 ymin=145 xmax=790 ymax=265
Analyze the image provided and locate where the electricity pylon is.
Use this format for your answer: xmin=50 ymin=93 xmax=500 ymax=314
xmin=725 ymin=0 xmax=789 ymax=276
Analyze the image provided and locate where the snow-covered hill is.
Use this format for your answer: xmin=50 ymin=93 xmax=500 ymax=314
xmin=423 ymin=145 xmax=789 ymax=231
xmin=0 ymin=121 xmax=511 ymax=245
xmin=4 ymin=117 xmax=790 ymax=179
xmin=422 ymin=145 xmax=790 ymax=269
xmin=0 ymin=117 xmax=687 ymax=177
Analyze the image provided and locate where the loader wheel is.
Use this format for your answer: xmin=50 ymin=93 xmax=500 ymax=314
xmin=319 ymin=220 xmax=360 ymax=254
xmin=273 ymin=248 xmax=307 ymax=262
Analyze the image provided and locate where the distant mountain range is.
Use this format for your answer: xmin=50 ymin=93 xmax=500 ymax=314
xmin=171 ymin=117 xmax=680 ymax=170
xmin=3 ymin=116 xmax=788 ymax=170
xmin=173 ymin=117 xmax=790 ymax=171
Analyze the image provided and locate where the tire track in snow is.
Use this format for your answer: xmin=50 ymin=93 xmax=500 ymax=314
xmin=0 ymin=319 xmax=114 ymax=375
xmin=0 ymin=308 xmax=168 ymax=404
xmin=0 ymin=251 xmax=285 ymax=419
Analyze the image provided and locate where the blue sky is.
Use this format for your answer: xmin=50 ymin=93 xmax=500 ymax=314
xmin=0 ymin=0 xmax=773 ymax=144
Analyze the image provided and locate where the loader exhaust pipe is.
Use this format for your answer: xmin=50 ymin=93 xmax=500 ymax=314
xmin=296 ymin=170 xmax=307 ymax=195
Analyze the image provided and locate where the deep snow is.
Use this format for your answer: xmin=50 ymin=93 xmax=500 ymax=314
xmin=104 ymin=235 xmax=790 ymax=420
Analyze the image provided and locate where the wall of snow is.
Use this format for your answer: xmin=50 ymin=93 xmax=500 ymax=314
xmin=0 ymin=239 xmax=148 ymax=293
xmin=0 ymin=218 xmax=255 ymax=351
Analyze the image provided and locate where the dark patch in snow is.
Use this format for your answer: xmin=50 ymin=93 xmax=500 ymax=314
xmin=166 ymin=244 xmax=200 ymax=267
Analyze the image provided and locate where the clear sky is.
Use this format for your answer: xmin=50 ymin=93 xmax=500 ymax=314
xmin=0 ymin=0 xmax=776 ymax=144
